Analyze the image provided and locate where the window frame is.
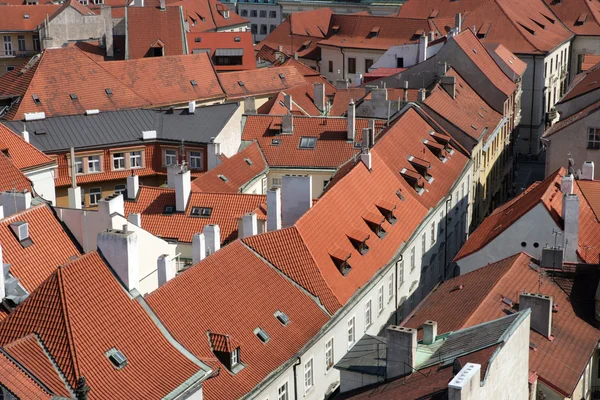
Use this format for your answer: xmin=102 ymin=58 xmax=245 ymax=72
xmin=304 ymin=358 xmax=313 ymax=393
xmin=589 ymin=128 xmax=600 ymax=150
xmin=129 ymin=151 xmax=142 ymax=169
xmin=87 ymin=155 xmax=101 ymax=173
xmin=398 ymin=258 xmax=404 ymax=287
xmin=231 ymin=347 xmax=240 ymax=367
xmin=377 ymin=286 xmax=384 ymax=315
xmin=277 ymin=381 xmax=289 ymax=400
xmin=325 ymin=337 xmax=334 ymax=371
xmin=388 ymin=273 xmax=394 ymax=303
xmin=113 ymin=152 xmax=126 ymax=170
xmin=164 ymin=149 xmax=178 ymax=166
xmin=410 ymin=247 xmax=416 ymax=271
xmin=365 ymin=299 xmax=372 ymax=328
xmin=89 ymin=187 xmax=102 ymax=206
xmin=348 ymin=57 xmax=356 ymax=74
xmin=347 ymin=316 xmax=356 ymax=349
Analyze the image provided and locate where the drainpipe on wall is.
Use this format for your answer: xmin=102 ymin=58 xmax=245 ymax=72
xmin=529 ymin=55 xmax=537 ymax=155
xmin=443 ymin=194 xmax=452 ymax=280
xmin=292 ymin=357 xmax=301 ymax=400
xmin=341 ymin=48 xmax=346 ymax=82
xmin=394 ymin=254 xmax=403 ymax=325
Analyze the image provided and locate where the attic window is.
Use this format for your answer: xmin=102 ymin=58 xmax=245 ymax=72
xmin=502 ymin=296 xmax=514 ymax=307
xmin=191 ymin=207 xmax=212 ymax=217
xmin=271 ymin=139 xmax=282 ymax=146
xmin=106 ymin=348 xmax=127 ymax=369
xmin=332 ymin=25 xmax=340 ymax=32
xmin=254 ymin=328 xmax=270 ymax=343
xmin=368 ymin=26 xmax=381 ymax=38
xmin=195 ymin=37 xmax=201 ymax=42
xmin=244 ymin=157 xmax=253 ymax=165
xmin=32 ymin=94 xmax=41 ymax=105
xmin=363 ymin=212 xmax=386 ymax=238
xmin=190 ymin=80 xmax=197 ymax=86
xmin=530 ymin=18 xmax=545 ymax=29
xmin=274 ymin=310 xmax=290 ymax=326
xmin=105 ymin=88 xmax=112 ymax=96
xmin=300 ymin=40 xmax=312 ymax=50
xmin=429 ymin=9 xmax=438 ymax=18
xmin=34 ymin=129 xmax=47 ymax=135
xmin=299 ymin=137 xmax=317 ymax=149
xmin=234 ymin=37 xmax=241 ymax=42
xmin=400 ymin=168 xmax=425 ymax=194
xmin=330 ymin=247 xmax=352 ymax=276
xmin=23 ymin=14 xmax=30 ymax=19
xmin=518 ymin=23 xmax=535 ymax=35
xmin=377 ymin=200 xmax=397 ymax=224
xmin=576 ymin=13 xmax=588 ymax=25
xmin=70 ymin=94 xmax=78 ymax=100
xmin=10 ymin=221 xmax=32 ymax=248
xmin=347 ymin=229 xmax=370 ymax=255
xmin=408 ymin=155 xmax=433 ymax=182
xmin=238 ymin=81 xmax=245 ymax=87
xmin=353 ymin=141 xmax=362 ymax=148
xmin=279 ymin=73 xmax=285 ymax=80
xmin=163 ymin=205 xmax=175 ymax=215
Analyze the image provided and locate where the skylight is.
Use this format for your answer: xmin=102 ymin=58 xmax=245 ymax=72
xmin=244 ymin=158 xmax=253 ymax=165
xmin=271 ymin=139 xmax=282 ymax=146
xmin=218 ymin=174 xmax=228 ymax=182
xmin=70 ymin=94 xmax=78 ymax=100
xmin=279 ymin=73 xmax=285 ymax=80
xmin=254 ymin=328 xmax=270 ymax=343
xmin=191 ymin=207 xmax=212 ymax=217
xmin=105 ymin=88 xmax=112 ymax=96
xmin=163 ymin=205 xmax=175 ymax=215
xmin=190 ymin=80 xmax=197 ymax=86
xmin=32 ymin=94 xmax=41 ymax=105
xmin=106 ymin=348 xmax=128 ymax=369
xmin=238 ymin=81 xmax=245 ymax=87
xmin=299 ymin=137 xmax=317 ymax=149
xmin=195 ymin=37 xmax=201 ymax=42
xmin=234 ymin=36 xmax=241 ymax=42
xmin=274 ymin=310 xmax=290 ymax=326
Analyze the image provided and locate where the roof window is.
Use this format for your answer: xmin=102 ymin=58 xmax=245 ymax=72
xmin=329 ymin=246 xmax=352 ymax=276
xmin=23 ymin=14 xmax=30 ymax=19
xmin=368 ymin=26 xmax=380 ymax=38
xmin=576 ymin=12 xmax=588 ymax=25
xmin=238 ymin=81 xmax=245 ymax=87
xmin=518 ymin=22 xmax=535 ymax=36
xmin=195 ymin=37 xmax=201 ymax=42
xmin=400 ymin=168 xmax=425 ymax=194
xmin=502 ymin=296 xmax=514 ymax=307
xmin=191 ymin=207 xmax=212 ymax=217
xmin=408 ymin=155 xmax=433 ymax=183
xmin=244 ymin=157 xmax=253 ymax=165
xmin=363 ymin=212 xmax=386 ymax=238
xmin=70 ymin=94 xmax=78 ymax=100
xmin=234 ymin=36 xmax=241 ymax=42
xmin=530 ymin=18 xmax=545 ymax=29
xmin=34 ymin=129 xmax=47 ymax=135
xmin=32 ymin=94 xmax=41 ymax=105
xmin=163 ymin=205 xmax=175 ymax=215
xmin=106 ymin=348 xmax=127 ymax=369
xmin=10 ymin=221 xmax=32 ymax=248
xmin=105 ymin=88 xmax=112 ymax=96
xmin=254 ymin=328 xmax=270 ymax=343
xmin=376 ymin=200 xmax=397 ymax=224
xmin=190 ymin=80 xmax=197 ymax=86
xmin=279 ymin=73 xmax=285 ymax=80
xmin=274 ymin=310 xmax=290 ymax=326
xmin=332 ymin=25 xmax=340 ymax=32
xmin=271 ymin=139 xmax=282 ymax=146
xmin=347 ymin=229 xmax=370 ymax=255
xmin=218 ymin=174 xmax=228 ymax=182
xmin=299 ymin=137 xmax=317 ymax=149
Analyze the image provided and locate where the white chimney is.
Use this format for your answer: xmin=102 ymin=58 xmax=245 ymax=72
xmin=142 ymin=130 xmax=157 ymax=140
xmin=582 ymin=161 xmax=595 ymax=180
xmin=189 ymin=101 xmax=196 ymax=114
xmin=68 ymin=186 xmax=82 ymax=209
xmin=167 ymin=165 xmax=179 ymax=189
xmin=418 ymin=88 xmax=426 ymax=102
xmin=98 ymin=193 xmax=125 ymax=217
xmin=520 ymin=293 xmax=553 ymax=338
xmin=128 ymin=213 xmax=141 ymax=227
xmin=418 ymin=34 xmax=428 ymax=63
xmin=0 ymin=205 xmax=5 ymax=220
xmin=313 ymin=82 xmax=325 ymax=112
xmin=175 ymin=167 xmax=191 ymax=212
xmin=203 ymin=224 xmax=220 ymax=256
xmin=127 ymin=174 xmax=139 ymax=200
xmin=97 ymin=229 xmax=140 ymax=291
xmin=448 ymin=363 xmax=481 ymax=400
xmin=403 ymin=81 xmax=409 ymax=102
xmin=360 ymin=151 xmax=372 ymax=170
xmin=160 ymin=0 xmax=166 ymax=9
xmin=241 ymin=212 xmax=258 ymax=238
xmin=562 ymin=193 xmax=579 ymax=262
xmin=386 ymin=326 xmax=417 ymax=379
xmin=284 ymin=94 xmax=293 ymax=111
xmin=192 ymin=233 xmax=206 ymax=264
xmin=0 ymin=244 xmax=4 ymax=300
xmin=422 ymin=320 xmax=438 ymax=344
xmin=282 ymin=113 xmax=293 ymax=134
xmin=428 ymin=31 xmax=435 ymax=41
xmin=347 ymin=100 xmax=356 ymax=141
xmin=282 ymin=175 xmax=312 ymax=227
xmin=561 ymin=174 xmax=574 ymax=194
xmin=244 ymin=97 xmax=256 ymax=115
xmin=22 ymin=128 xmax=29 ymax=143
xmin=267 ymin=188 xmax=282 ymax=231
xmin=455 ymin=13 xmax=462 ymax=32
xmin=10 ymin=222 xmax=28 ymax=241
xmin=157 ymin=254 xmax=175 ymax=286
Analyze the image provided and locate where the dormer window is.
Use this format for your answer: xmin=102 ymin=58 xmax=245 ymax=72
xmin=363 ymin=211 xmax=386 ymax=239
xmin=208 ymin=332 xmax=244 ymax=373
xmin=163 ymin=205 xmax=175 ymax=215
xmin=347 ymin=229 xmax=370 ymax=255
xmin=408 ymin=155 xmax=433 ymax=183
xmin=428 ymin=131 xmax=453 ymax=153
xmin=10 ymin=221 xmax=32 ymax=248
xmin=376 ymin=200 xmax=397 ymax=224
xmin=368 ymin=26 xmax=380 ymax=38
xmin=231 ymin=347 xmax=240 ymax=367
xmin=423 ymin=139 xmax=447 ymax=162
xmin=400 ymin=168 xmax=425 ymax=194
xmin=330 ymin=246 xmax=351 ymax=276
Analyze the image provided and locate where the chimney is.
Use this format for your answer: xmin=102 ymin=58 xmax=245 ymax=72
xmin=241 ymin=212 xmax=258 ymax=238
xmin=386 ymin=326 xmax=417 ymax=379
xmin=455 ymin=13 xmax=462 ymax=32
xmin=428 ymin=31 xmax=435 ymax=41
xmin=371 ymin=88 xmax=388 ymax=108
xmin=174 ymin=166 xmax=191 ymax=212
xmin=97 ymin=229 xmax=139 ymax=291
xmin=347 ymin=100 xmax=356 ymax=141
xmin=362 ymin=128 xmax=369 ymax=150
xmin=126 ymin=174 xmax=139 ymax=200
xmin=403 ymin=81 xmax=409 ymax=102
xmin=189 ymin=101 xmax=196 ymax=114
xmin=562 ymin=193 xmax=579 ymax=262
xmin=134 ymin=0 xmax=143 ymax=6
xmin=22 ymin=125 xmax=29 ymax=143
xmin=282 ymin=113 xmax=293 ymax=134
xmin=336 ymin=79 xmax=349 ymax=89
xmin=354 ymin=73 xmax=363 ymax=85
xmin=167 ymin=165 xmax=179 ymax=189
xmin=582 ymin=161 xmax=595 ymax=180
xmin=0 ymin=206 xmax=4 ymax=220
xmin=101 ymin=7 xmax=114 ymax=57
xmin=160 ymin=0 xmax=166 ymax=9
xmin=267 ymin=188 xmax=282 ymax=231
xmin=313 ymin=82 xmax=325 ymax=112
xmin=441 ymin=75 xmax=456 ymax=99
xmin=519 ymin=293 xmax=553 ymax=338
xmin=203 ymin=224 xmax=220 ymax=256
xmin=418 ymin=88 xmax=427 ymax=102
xmin=438 ymin=61 xmax=448 ymax=77
xmin=448 ymin=363 xmax=481 ymax=400
xmin=369 ymin=119 xmax=376 ymax=137
xmin=281 ymin=175 xmax=312 ymax=227
xmin=422 ymin=320 xmax=438 ymax=344
xmin=157 ymin=254 xmax=175 ymax=286
xmin=128 ymin=213 xmax=141 ymax=227
xmin=560 ymin=174 xmax=573 ymax=194
xmin=418 ymin=33 xmax=428 ymax=63
xmin=294 ymin=52 xmax=298 ymax=60
xmin=278 ymin=45 xmax=283 ymax=52
xmin=244 ymin=97 xmax=256 ymax=115
xmin=283 ymin=94 xmax=293 ymax=111
xmin=98 ymin=193 xmax=125 ymax=217
xmin=361 ymin=151 xmax=372 ymax=170
xmin=192 ymin=233 xmax=206 ymax=264
xmin=68 ymin=187 xmax=82 ymax=209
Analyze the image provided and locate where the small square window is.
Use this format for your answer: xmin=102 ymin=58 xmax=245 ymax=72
xmin=89 ymin=188 xmax=102 ymax=206
xmin=191 ymin=207 xmax=212 ymax=217
xmin=105 ymin=88 xmax=112 ymax=96
xmin=70 ymin=94 xmax=78 ymax=100
xmin=272 ymin=139 xmax=281 ymax=146
xmin=163 ymin=205 xmax=175 ymax=214
xmin=190 ymin=79 xmax=197 ymax=86
xmin=299 ymin=137 xmax=317 ymax=149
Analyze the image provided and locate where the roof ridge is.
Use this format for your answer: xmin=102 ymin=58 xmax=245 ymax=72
xmin=55 ymin=262 xmax=82 ymax=384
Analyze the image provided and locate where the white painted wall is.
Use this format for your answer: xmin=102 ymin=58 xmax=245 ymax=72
xmin=214 ymin=104 xmax=244 ymax=159
xmin=370 ymin=41 xmax=444 ymax=72
xmin=570 ymin=36 xmax=600 ymax=79
xmin=319 ymin=46 xmax=386 ymax=84
xmin=24 ymin=166 xmax=56 ymax=205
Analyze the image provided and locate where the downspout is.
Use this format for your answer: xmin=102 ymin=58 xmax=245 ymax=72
xmin=529 ymin=55 xmax=537 ymax=155
xmin=394 ymin=254 xmax=403 ymax=325
xmin=341 ymin=47 xmax=346 ymax=82
xmin=443 ymin=194 xmax=452 ymax=280
xmin=292 ymin=357 xmax=301 ymax=400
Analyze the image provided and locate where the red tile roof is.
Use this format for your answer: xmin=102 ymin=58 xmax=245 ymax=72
xmin=363 ymin=67 xmax=407 ymax=82
xmin=0 ymin=204 xmax=82 ymax=293
xmin=0 ymin=4 xmax=60 ymax=31
xmin=256 ymin=91 xmax=310 ymax=116
xmin=543 ymin=0 xmax=600 ymax=35
xmin=559 ymin=64 xmax=600 ymax=103
xmin=0 ymin=150 xmax=33 ymax=193
xmin=48 ymin=0 xmax=95 ymax=21
xmin=403 ymin=252 xmax=600 ymax=397
xmin=187 ymin=31 xmax=256 ymax=71
xmin=241 ymin=115 xmax=386 ymax=168
xmin=319 ymin=15 xmax=439 ymax=50
xmin=191 ymin=142 xmax=268 ymax=193
xmin=330 ymin=88 xmax=368 ymax=116
xmin=124 ymin=186 xmax=266 ymax=243
xmin=543 ymin=98 xmax=600 ymax=138
xmin=146 ymin=241 xmax=330 ymax=400
xmin=171 ymin=0 xmax=249 ymax=32
xmin=4 ymin=334 xmax=72 ymax=398
xmin=489 ymin=43 xmax=528 ymax=78
xmin=0 ymin=251 xmax=206 ymax=399
xmin=218 ymin=65 xmax=308 ymax=99
xmin=208 ymin=332 xmax=240 ymax=352
xmin=0 ymin=349 xmax=53 ymax=399
xmin=0 ymin=125 xmax=54 ymax=171
xmin=572 ymin=179 xmax=600 ymax=264
xmin=126 ymin=6 xmax=185 ymax=59
xmin=100 ymin=53 xmax=225 ymax=106
xmin=582 ymin=54 xmax=600 ymax=71
xmin=0 ymin=47 xmax=149 ymax=121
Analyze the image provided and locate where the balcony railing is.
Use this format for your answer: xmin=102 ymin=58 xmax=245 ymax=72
xmin=0 ymin=49 xmax=39 ymax=58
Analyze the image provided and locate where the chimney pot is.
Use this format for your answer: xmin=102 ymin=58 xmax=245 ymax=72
xmin=418 ymin=34 xmax=428 ymax=63
xmin=582 ymin=161 xmax=595 ymax=180
xmin=189 ymin=101 xmax=196 ymax=114
xmin=455 ymin=13 xmax=462 ymax=32
xmin=241 ymin=212 xmax=258 ymax=238
xmin=192 ymin=233 xmax=206 ymax=264
xmin=347 ymin=100 xmax=356 ymax=141
xmin=418 ymin=88 xmax=427 ymax=102
xmin=561 ymin=174 xmax=574 ymax=194
xmin=267 ymin=188 xmax=282 ymax=231
xmin=423 ymin=320 xmax=438 ymax=344
xmin=520 ymin=292 xmax=553 ymax=338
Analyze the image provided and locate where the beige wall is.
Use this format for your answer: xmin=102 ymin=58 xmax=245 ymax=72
xmin=268 ymin=168 xmax=335 ymax=198
xmin=0 ymin=32 xmax=39 ymax=75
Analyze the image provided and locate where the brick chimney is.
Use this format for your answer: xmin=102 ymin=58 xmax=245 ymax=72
xmin=203 ymin=224 xmax=220 ymax=256
xmin=192 ymin=233 xmax=206 ymax=264
xmin=97 ymin=227 xmax=140 ymax=292
xmin=313 ymin=82 xmax=325 ymax=112
xmin=348 ymin=100 xmax=356 ymax=141
xmin=448 ymin=363 xmax=481 ymax=400
xmin=282 ymin=175 xmax=312 ymax=227
xmin=157 ymin=254 xmax=175 ymax=286
xmin=520 ymin=293 xmax=552 ymax=338
xmin=386 ymin=325 xmax=417 ymax=379
xmin=441 ymin=75 xmax=456 ymax=99
xmin=126 ymin=174 xmax=139 ymax=200
xmin=267 ymin=188 xmax=282 ymax=231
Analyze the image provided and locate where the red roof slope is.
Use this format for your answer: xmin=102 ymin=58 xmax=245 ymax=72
xmin=241 ymin=115 xmax=386 ymax=168
xmin=573 ymin=179 xmax=600 ymax=264
xmin=488 ymin=43 xmax=528 ymax=78
xmin=100 ymin=53 xmax=225 ymax=106
xmin=187 ymin=31 xmax=256 ymax=71
xmin=0 ymin=150 xmax=32 ymax=193
xmin=543 ymin=0 xmax=600 ymax=35
xmin=582 ymin=54 xmax=600 ymax=71
xmin=543 ymin=98 xmax=600 ymax=138
xmin=126 ymin=6 xmax=185 ymax=59
xmin=0 ymin=251 xmax=205 ymax=399
xmin=191 ymin=142 xmax=267 ymax=193
xmin=218 ymin=65 xmax=308 ymax=98
xmin=0 ymin=125 xmax=54 ymax=171
xmin=403 ymin=252 xmax=600 ymax=397
xmin=124 ymin=186 xmax=266 ymax=243
xmin=0 ymin=349 xmax=53 ymax=399
xmin=146 ymin=241 xmax=330 ymax=400
xmin=0 ymin=205 xmax=82 ymax=293
xmin=172 ymin=0 xmax=248 ymax=32
xmin=0 ymin=47 xmax=149 ymax=121
xmin=0 ymin=4 xmax=60 ymax=31
xmin=560 ymin=65 xmax=600 ymax=103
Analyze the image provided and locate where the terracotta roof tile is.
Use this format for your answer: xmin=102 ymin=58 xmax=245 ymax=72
xmin=0 ymin=349 xmax=53 ymax=399
xmin=256 ymin=91 xmax=310 ymax=116
xmin=330 ymin=88 xmax=368 ymax=116
xmin=0 ymin=4 xmax=60 ymax=31
xmin=187 ymin=31 xmax=255 ymax=71
xmin=0 ymin=251 xmax=205 ymax=398
xmin=146 ymin=241 xmax=330 ymax=400
xmin=404 ymin=252 xmax=600 ymax=397
xmin=0 ymin=150 xmax=32 ymax=193
xmin=543 ymin=98 xmax=600 ymax=138
xmin=126 ymin=6 xmax=185 ymax=59
xmin=582 ymin=54 xmax=600 ymax=71
xmin=124 ymin=186 xmax=266 ymax=243
xmin=218 ymin=65 xmax=308 ymax=98
xmin=489 ymin=43 xmax=527 ymax=78
xmin=573 ymin=179 xmax=600 ymax=264
xmin=171 ymin=0 xmax=248 ymax=32
xmin=0 ymin=125 xmax=54 ymax=171
xmin=560 ymin=65 xmax=600 ymax=103
xmin=544 ymin=0 xmax=600 ymax=35
xmin=208 ymin=332 xmax=240 ymax=352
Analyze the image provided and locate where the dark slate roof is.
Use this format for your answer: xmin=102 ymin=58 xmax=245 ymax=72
xmin=1 ymin=102 xmax=239 ymax=152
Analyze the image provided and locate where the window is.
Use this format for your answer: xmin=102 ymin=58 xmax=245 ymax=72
xmin=17 ymin=36 xmax=26 ymax=52
xmin=388 ymin=274 xmax=394 ymax=302
xmin=348 ymin=57 xmax=356 ymax=74
xmin=365 ymin=58 xmax=373 ymax=71
xmin=589 ymin=128 xmax=600 ymax=149
xmin=88 ymin=155 xmax=100 ymax=173
xmin=89 ymin=188 xmax=102 ymax=206
xmin=260 ymin=10 xmax=266 ymax=17
xmin=272 ymin=177 xmax=282 ymax=187
xmin=325 ymin=338 xmax=334 ymax=371
xmin=365 ymin=300 xmax=372 ymax=328
xmin=377 ymin=286 xmax=384 ymax=314
xmin=165 ymin=149 xmax=177 ymax=166
xmin=241 ymin=9 xmax=248 ymax=16
xmin=33 ymin=35 xmax=39 ymax=51
xmin=115 ymin=184 xmax=126 ymax=195
xmin=398 ymin=258 xmax=404 ymax=287
xmin=269 ymin=10 xmax=276 ymax=18
xmin=6 ymin=66 xmax=14 ymax=72
xmin=323 ymin=179 xmax=330 ymax=190
xmin=328 ymin=60 xmax=333 ymax=73
xmin=431 ymin=222 xmax=436 ymax=244
xmin=299 ymin=137 xmax=317 ymax=148
xmin=190 ymin=151 xmax=203 ymax=169
xmin=347 ymin=317 xmax=355 ymax=349
xmin=231 ymin=348 xmax=239 ymax=367
xmin=304 ymin=359 xmax=313 ymax=393
xmin=396 ymin=57 xmax=404 ymax=68
xmin=113 ymin=153 xmax=125 ymax=170
xmin=410 ymin=247 xmax=415 ymax=271
xmin=421 ymin=233 xmax=426 ymax=255
xmin=260 ymin=24 xmax=267 ymax=34
xmin=251 ymin=24 xmax=257 ymax=34
xmin=251 ymin=10 xmax=258 ymax=17
xmin=270 ymin=24 xmax=276 ymax=33
xmin=3 ymin=36 xmax=13 ymax=57
xmin=277 ymin=382 xmax=288 ymax=400
xmin=130 ymin=151 xmax=142 ymax=168
xmin=74 ymin=157 xmax=83 ymax=174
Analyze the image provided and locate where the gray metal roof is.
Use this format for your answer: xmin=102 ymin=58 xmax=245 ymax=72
xmin=1 ymin=102 xmax=240 ymax=152
xmin=215 ymin=48 xmax=244 ymax=56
